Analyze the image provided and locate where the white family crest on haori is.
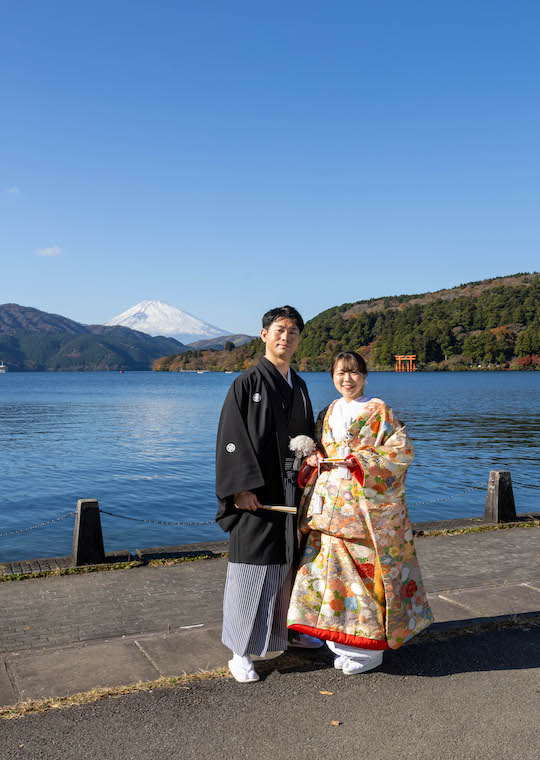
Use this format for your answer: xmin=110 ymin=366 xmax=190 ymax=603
xmin=252 ymin=393 xmax=262 ymax=402
xmin=289 ymin=435 xmax=317 ymax=471
xmin=226 ymin=443 xmax=236 ymax=453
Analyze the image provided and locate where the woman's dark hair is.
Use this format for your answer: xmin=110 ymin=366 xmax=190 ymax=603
xmin=331 ymin=351 xmax=368 ymax=376
xmin=262 ymin=305 xmax=305 ymax=333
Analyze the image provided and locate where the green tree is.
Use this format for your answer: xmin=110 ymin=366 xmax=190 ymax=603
xmin=516 ymin=322 xmax=540 ymax=355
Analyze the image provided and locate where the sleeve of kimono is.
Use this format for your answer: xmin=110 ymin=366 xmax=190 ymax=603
xmin=215 ymin=376 xmax=265 ymax=501
xmin=347 ymin=404 xmax=414 ymax=489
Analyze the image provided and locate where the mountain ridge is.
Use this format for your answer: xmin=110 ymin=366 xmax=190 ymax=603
xmin=0 ymin=304 xmax=188 ymax=371
xmin=341 ymin=272 xmax=536 ymax=318
xmin=187 ymin=334 xmax=255 ymax=350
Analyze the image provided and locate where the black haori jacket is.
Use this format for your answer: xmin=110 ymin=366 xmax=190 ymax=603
xmin=215 ymin=357 xmax=315 ymax=565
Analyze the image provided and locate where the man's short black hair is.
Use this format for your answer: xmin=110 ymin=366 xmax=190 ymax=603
xmin=262 ymin=306 xmax=305 ymax=333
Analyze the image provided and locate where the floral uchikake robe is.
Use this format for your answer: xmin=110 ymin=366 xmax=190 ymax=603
xmin=287 ymin=398 xmax=433 ymax=650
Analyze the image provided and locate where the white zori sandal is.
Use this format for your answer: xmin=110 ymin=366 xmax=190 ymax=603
xmin=342 ymin=652 xmax=383 ymax=675
xmin=228 ymin=654 xmax=260 ymax=683
xmin=327 ymin=641 xmax=383 ymax=675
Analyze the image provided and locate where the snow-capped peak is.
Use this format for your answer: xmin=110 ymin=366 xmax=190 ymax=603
xmin=106 ymin=300 xmax=232 ymax=345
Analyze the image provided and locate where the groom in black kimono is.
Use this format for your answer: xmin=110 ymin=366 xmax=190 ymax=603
xmin=216 ymin=305 xmax=321 ymax=682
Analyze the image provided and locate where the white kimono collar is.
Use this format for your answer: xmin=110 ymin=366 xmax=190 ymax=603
xmin=329 ymin=395 xmax=372 ymax=441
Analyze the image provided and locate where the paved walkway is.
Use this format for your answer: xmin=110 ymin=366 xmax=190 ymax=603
xmin=1 ymin=527 xmax=539 ymax=708
xmin=2 ymin=623 xmax=539 ymax=760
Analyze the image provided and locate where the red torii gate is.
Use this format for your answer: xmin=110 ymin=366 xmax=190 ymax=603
xmin=395 ymin=355 xmax=416 ymax=372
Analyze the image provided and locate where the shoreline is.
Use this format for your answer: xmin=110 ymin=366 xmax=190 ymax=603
xmin=2 ymin=366 xmax=539 ymax=373
xmin=1 ymin=512 xmax=538 ymax=582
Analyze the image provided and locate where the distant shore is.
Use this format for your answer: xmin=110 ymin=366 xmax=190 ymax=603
xmin=153 ymin=365 xmax=539 ymax=373
xmin=1 ymin=365 xmax=538 ymax=373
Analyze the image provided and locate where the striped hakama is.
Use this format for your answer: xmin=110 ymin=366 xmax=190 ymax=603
xmin=222 ymin=563 xmax=291 ymax=657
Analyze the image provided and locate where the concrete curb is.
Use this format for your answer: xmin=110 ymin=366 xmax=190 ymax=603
xmin=1 ymin=517 xmax=538 ymax=580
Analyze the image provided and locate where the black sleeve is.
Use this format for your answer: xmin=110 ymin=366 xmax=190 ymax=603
xmin=215 ymin=375 xmax=266 ymax=501
xmin=296 ymin=374 xmax=315 ymax=438
xmin=305 ymin=383 xmax=316 ymax=438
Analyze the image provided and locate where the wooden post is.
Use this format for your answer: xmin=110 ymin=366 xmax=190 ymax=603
xmin=484 ymin=471 xmax=516 ymax=523
xmin=72 ymin=499 xmax=106 ymax=566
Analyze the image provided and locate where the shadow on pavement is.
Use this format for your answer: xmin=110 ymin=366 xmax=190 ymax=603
xmin=261 ymin=620 xmax=540 ymax=681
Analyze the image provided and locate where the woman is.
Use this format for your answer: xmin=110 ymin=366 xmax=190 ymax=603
xmin=287 ymin=351 xmax=433 ymax=674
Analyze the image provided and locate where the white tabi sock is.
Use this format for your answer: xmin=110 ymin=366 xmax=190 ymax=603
xmin=232 ymin=653 xmax=253 ymax=670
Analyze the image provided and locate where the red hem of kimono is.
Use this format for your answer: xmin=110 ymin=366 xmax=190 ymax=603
xmin=288 ymin=624 xmax=390 ymax=650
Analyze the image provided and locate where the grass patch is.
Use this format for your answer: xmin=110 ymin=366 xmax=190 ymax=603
xmin=0 ymin=561 xmax=144 ymax=583
xmin=0 ymin=552 xmax=229 ymax=583
xmin=148 ymin=552 xmax=228 ymax=567
xmin=0 ymin=651 xmax=327 ymax=721
xmin=0 ymin=667 xmax=230 ymax=721
xmin=414 ymin=519 xmax=540 ymax=538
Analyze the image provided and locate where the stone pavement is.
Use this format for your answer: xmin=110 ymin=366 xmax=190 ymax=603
xmin=0 ymin=527 xmax=539 ymax=708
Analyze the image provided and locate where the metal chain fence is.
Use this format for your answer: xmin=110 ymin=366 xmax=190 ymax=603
xmin=407 ymin=482 xmax=489 ymax=506
xmin=1 ymin=478 xmax=509 ymax=536
xmin=98 ymin=509 xmax=216 ymax=526
xmin=0 ymin=511 xmax=77 ymax=538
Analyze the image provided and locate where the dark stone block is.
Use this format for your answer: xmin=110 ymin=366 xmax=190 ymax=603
xmin=72 ymin=499 xmax=105 ymax=566
xmin=104 ymin=550 xmax=132 ymax=563
xmin=484 ymin=470 xmax=517 ymax=523
xmin=135 ymin=540 xmax=229 ymax=563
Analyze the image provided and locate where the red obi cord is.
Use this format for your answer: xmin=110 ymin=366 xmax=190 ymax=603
xmin=298 ymin=461 xmax=315 ymax=488
xmin=289 ymin=624 xmax=389 ymax=650
xmin=298 ymin=456 xmax=365 ymax=488
xmin=345 ymin=455 xmax=364 ymax=486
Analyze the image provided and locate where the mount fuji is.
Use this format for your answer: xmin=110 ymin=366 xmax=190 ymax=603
xmin=106 ymin=300 xmax=232 ymax=345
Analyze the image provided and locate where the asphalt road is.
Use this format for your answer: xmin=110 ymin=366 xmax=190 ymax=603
xmin=1 ymin=623 xmax=539 ymax=760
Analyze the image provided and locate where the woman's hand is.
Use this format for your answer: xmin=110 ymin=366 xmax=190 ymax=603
xmin=234 ymin=491 xmax=262 ymax=512
xmin=305 ymin=451 xmax=324 ymax=468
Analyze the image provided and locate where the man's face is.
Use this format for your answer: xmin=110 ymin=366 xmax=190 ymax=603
xmin=261 ymin=317 xmax=301 ymax=364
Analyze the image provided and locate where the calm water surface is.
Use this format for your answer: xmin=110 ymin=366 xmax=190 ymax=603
xmin=0 ymin=371 xmax=538 ymax=561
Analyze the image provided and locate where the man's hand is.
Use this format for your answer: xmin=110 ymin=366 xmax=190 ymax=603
xmin=234 ymin=490 xmax=262 ymax=512
xmin=305 ymin=451 xmax=324 ymax=468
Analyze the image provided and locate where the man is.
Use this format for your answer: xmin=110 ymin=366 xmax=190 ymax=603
xmin=216 ymin=305 xmax=321 ymax=683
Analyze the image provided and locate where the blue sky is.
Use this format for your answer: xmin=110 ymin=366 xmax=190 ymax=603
xmin=2 ymin=1 xmax=539 ymax=335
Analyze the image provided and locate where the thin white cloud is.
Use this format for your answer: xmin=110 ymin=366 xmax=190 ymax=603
xmin=35 ymin=246 xmax=62 ymax=257
xmin=5 ymin=186 xmax=21 ymax=196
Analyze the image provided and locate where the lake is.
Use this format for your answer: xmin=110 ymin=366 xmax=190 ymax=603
xmin=0 ymin=370 xmax=538 ymax=562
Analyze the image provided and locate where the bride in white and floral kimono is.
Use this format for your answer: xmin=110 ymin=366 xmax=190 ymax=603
xmin=288 ymin=351 xmax=433 ymax=675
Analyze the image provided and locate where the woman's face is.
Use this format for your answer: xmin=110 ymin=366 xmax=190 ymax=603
xmin=332 ymin=359 xmax=366 ymax=402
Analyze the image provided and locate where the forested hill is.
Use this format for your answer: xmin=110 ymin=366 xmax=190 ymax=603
xmin=295 ymin=272 xmax=540 ymax=369
xmin=155 ymin=273 xmax=539 ymax=372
